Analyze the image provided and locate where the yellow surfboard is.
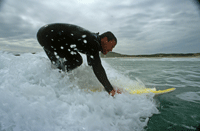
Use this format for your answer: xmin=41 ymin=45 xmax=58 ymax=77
xmin=125 ymin=87 xmax=176 ymax=95
xmin=85 ymin=87 xmax=176 ymax=96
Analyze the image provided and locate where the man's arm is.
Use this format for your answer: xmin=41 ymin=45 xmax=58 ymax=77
xmin=87 ymin=54 xmax=113 ymax=93
xmin=92 ymin=63 xmax=114 ymax=93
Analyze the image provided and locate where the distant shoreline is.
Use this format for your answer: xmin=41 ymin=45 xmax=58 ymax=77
xmin=100 ymin=52 xmax=200 ymax=58
xmin=101 ymin=56 xmax=200 ymax=58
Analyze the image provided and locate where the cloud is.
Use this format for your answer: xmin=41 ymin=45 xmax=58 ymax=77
xmin=0 ymin=0 xmax=4 ymax=9
xmin=0 ymin=0 xmax=200 ymax=55
xmin=114 ymin=0 xmax=200 ymax=54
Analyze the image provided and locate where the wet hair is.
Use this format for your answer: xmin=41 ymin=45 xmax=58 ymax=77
xmin=99 ymin=31 xmax=117 ymax=44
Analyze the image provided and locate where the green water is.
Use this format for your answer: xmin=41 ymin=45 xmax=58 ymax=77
xmin=104 ymin=58 xmax=200 ymax=131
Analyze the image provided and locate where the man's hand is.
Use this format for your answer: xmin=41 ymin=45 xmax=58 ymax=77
xmin=109 ymin=88 xmax=122 ymax=96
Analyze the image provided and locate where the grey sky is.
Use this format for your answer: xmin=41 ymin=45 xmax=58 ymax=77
xmin=0 ymin=0 xmax=200 ymax=55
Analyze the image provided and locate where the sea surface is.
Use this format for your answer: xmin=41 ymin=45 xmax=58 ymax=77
xmin=0 ymin=51 xmax=199 ymax=131
xmin=103 ymin=57 xmax=200 ymax=131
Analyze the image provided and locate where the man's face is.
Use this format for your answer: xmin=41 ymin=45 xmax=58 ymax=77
xmin=101 ymin=37 xmax=116 ymax=55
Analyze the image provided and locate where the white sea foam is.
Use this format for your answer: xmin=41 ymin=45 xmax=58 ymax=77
xmin=0 ymin=51 xmax=159 ymax=131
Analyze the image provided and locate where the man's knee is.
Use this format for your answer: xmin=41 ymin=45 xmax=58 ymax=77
xmin=36 ymin=26 xmax=49 ymax=48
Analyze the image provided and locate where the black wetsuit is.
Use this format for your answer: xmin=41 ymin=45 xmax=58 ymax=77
xmin=37 ymin=23 xmax=113 ymax=93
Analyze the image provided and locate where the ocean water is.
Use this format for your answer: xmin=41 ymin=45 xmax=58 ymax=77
xmin=0 ymin=51 xmax=199 ymax=131
xmin=103 ymin=57 xmax=200 ymax=131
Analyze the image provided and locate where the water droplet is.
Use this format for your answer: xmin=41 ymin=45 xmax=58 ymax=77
xmin=70 ymin=44 xmax=76 ymax=48
xmin=46 ymin=35 xmax=48 ymax=37
xmin=82 ymin=35 xmax=86 ymax=38
xmin=83 ymin=40 xmax=87 ymax=43
xmin=61 ymin=46 xmax=64 ymax=49
xmin=71 ymin=33 xmax=74 ymax=36
xmin=68 ymin=49 xmax=71 ymax=52
xmin=51 ymin=39 xmax=54 ymax=41
xmin=54 ymin=52 xmax=57 ymax=55
xmin=51 ymin=30 xmax=54 ymax=32
xmin=70 ymin=51 xmax=77 ymax=55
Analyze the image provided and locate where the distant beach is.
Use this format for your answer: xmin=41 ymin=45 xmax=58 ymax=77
xmin=100 ymin=52 xmax=200 ymax=58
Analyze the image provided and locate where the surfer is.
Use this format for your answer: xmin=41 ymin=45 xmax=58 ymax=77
xmin=37 ymin=23 xmax=121 ymax=96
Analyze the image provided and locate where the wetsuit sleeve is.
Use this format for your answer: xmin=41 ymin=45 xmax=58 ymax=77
xmin=87 ymin=53 xmax=114 ymax=93
xmin=87 ymin=55 xmax=93 ymax=66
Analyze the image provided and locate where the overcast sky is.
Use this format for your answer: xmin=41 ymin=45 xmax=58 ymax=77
xmin=0 ymin=0 xmax=200 ymax=55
